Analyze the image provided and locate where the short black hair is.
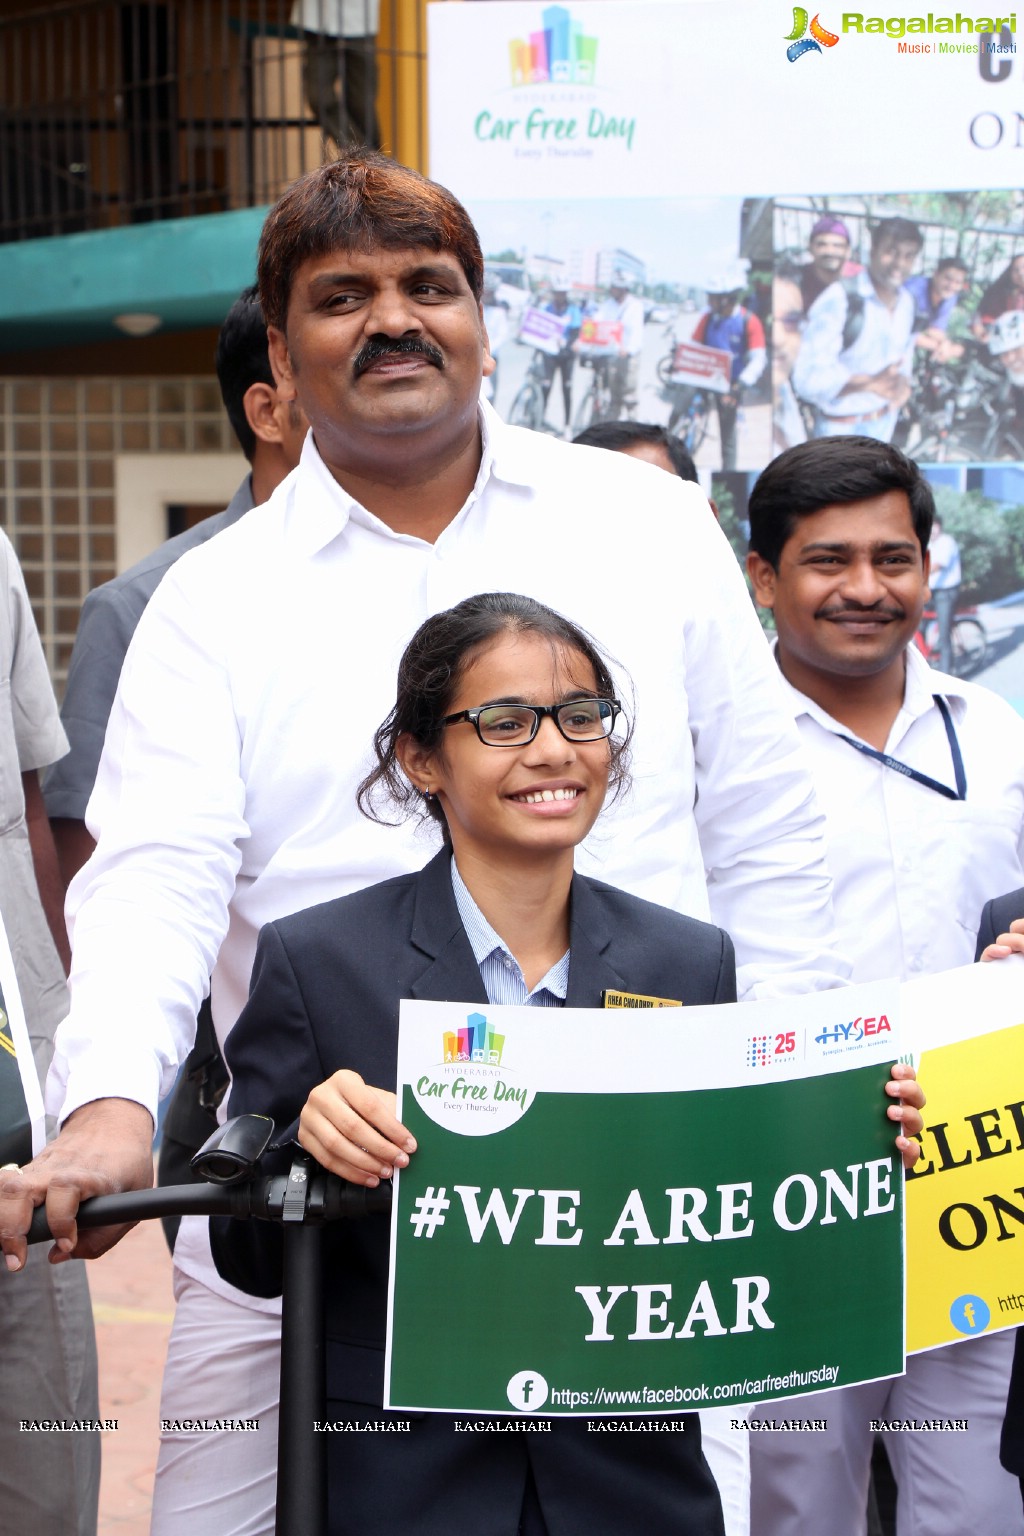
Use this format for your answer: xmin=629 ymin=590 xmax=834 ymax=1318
xmin=572 ymin=421 xmax=698 ymax=482
xmin=870 ymin=216 xmax=923 ymax=252
xmin=214 ymin=285 xmax=275 ymax=462
xmin=934 ymin=256 xmax=968 ymax=275
xmin=748 ymin=437 xmax=935 ymax=569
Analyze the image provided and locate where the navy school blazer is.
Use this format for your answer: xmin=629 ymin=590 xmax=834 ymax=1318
xmin=213 ymin=848 xmax=736 ymax=1405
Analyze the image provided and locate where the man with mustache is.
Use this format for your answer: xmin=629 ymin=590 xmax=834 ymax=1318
xmin=1 ymin=152 xmax=847 ymax=1534
xmin=744 ymin=435 xmax=1024 ymax=1536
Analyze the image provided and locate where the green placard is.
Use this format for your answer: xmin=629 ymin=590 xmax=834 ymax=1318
xmin=387 ymin=994 xmax=904 ymax=1417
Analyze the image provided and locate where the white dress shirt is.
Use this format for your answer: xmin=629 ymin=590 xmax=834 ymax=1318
xmin=777 ymin=642 xmax=1024 ymax=983
xmin=794 ymin=270 xmax=915 ymax=422
xmin=50 ymin=403 xmax=844 ymax=1302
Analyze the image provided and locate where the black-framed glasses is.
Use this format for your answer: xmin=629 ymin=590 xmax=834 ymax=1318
xmin=441 ymin=698 xmax=622 ymax=748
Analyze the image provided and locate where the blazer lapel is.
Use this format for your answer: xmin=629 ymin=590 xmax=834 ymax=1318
xmin=408 ymin=848 xmax=489 ymax=1004
xmin=564 ymin=873 xmax=627 ymax=1008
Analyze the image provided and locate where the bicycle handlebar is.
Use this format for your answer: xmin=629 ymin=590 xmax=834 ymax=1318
xmin=26 ymin=1172 xmax=393 ymax=1245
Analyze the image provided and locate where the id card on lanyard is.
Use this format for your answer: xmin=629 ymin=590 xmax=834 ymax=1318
xmin=837 ymin=696 xmax=966 ymax=803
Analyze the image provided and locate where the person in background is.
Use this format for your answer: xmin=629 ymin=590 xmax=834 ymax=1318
xmin=539 ymin=279 xmax=582 ymax=431
xmin=904 ymin=256 xmax=968 ymax=362
xmin=745 ymin=434 xmax=1024 ymax=1536
xmin=43 ymin=286 xmax=308 ymax=1248
xmin=293 ymin=0 xmax=381 ymax=149
xmin=0 ymin=530 xmax=99 ymax=1536
xmin=927 ymin=514 xmax=962 ymax=675
xmin=972 ymin=252 xmax=1024 ymax=339
xmin=794 ymin=217 xmax=921 ymax=444
xmin=589 ymin=269 xmax=645 ymax=421
xmin=771 ymin=269 xmax=808 ymax=452
xmin=799 ymin=215 xmax=853 ymax=312
xmin=573 ymin=419 xmax=698 ymax=480
xmin=692 ymin=263 xmax=766 ymax=470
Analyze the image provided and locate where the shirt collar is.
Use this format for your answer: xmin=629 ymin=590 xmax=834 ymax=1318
xmin=772 ymin=636 xmax=968 ymax=736
xmin=450 ymin=859 xmax=569 ymax=1000
xmin=282 ymin=396 xmax=537 ymax=559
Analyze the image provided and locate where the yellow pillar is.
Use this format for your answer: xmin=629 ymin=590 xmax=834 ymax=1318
xmin=376 ymin=0 xmax=430 ymax=171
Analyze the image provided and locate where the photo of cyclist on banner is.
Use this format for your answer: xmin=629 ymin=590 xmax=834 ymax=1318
xmin=775 ymin=195 xmax=1024 ymax=464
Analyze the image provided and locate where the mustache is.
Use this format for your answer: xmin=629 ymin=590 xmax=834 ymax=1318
xmin=353 ymin=336 xmax=445 ymax=377
xmin=818 ymin=603 xmax=905 ymax=622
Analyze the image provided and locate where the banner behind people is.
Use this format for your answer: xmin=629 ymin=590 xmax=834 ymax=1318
xmin=429 ymin=0 xmax=1024 ymax=710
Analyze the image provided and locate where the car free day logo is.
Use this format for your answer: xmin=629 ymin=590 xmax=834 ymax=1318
xmin=785 ymin=7 xmax=1017 ymax=60
xmin=474 ymin=4 xmax=636 ymax=154
xmin=411 ymin=1011 xmax=533 ymax=1136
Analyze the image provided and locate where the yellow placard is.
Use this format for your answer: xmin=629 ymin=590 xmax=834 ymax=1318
xmin=906 ymin=1020 xmax=1024 ymax=1352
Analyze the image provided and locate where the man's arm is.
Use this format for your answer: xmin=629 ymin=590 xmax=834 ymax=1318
xmin=23 ymin=769 xmax=71 ymax=974
xmin=0 ymin=1099 xmax=153 ymax=1270
xmin=51 ymin=565 xmax=245 ymax=1127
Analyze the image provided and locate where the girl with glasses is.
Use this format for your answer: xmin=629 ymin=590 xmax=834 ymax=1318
xmin=215 ymin=591 xmax=923 ymax=1536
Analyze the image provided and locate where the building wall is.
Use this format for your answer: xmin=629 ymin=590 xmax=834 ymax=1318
xmin=1 ymin=374 xmax=239 ymax=691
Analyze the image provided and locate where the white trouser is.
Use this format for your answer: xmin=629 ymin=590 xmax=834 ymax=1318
xmin=152 ymin=1270 xmax=749 ymax=1536
xmin=151 ymin=1268 xmax=281 ymax=1536
xmin=749 ymin=1332 xmax=1023 ymax=1536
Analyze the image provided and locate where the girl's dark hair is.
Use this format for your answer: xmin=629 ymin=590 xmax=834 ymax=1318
xmin=358 ymin=592 xmax=632 ymax=834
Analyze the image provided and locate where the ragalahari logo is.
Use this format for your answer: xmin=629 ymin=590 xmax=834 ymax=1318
xmin=509 ymin=4 xmax=598 ymax=87
xmin=785 ymin=7 xmax=840 ymax=59
xmin=443 ymin=1011 xmax=505 ymax=1067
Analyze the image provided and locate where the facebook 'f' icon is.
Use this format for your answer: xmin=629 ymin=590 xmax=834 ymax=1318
xmin=950 ymin=1294 xmax=990 ymax=1335
xmin=507 ymin=1370 xmax=550 ymax=1412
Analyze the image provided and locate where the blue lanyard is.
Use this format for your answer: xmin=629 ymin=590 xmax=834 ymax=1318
xmin=837 ymin=696 xmax=966 ymax=802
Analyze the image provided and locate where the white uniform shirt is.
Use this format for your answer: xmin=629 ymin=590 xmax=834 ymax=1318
xmin=778 ymin=642 xmax=1024 ymax=983
xmin=794 ymin=270 xmax=915 ymax=421
xmin=50 ymin=405 xmax=845 ymax=1303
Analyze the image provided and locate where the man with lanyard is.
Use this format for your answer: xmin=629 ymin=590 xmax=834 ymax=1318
xmin=0 ymin=152 xmax=848 ymax=1536
xmin=794 ymin=217 xmax=921 ymax=443
xmin=744 ymin=434 xmax=1024 ymax=1536
xmin=590 ymin=269 xmax=645 ymax=421
xmin=691 ymin=263 xmax=766 ymax=471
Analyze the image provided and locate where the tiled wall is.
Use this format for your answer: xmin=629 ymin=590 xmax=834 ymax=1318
xmin=0 ymin=377 xmax=235 ymax=689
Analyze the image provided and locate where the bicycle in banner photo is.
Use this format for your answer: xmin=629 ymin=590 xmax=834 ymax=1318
xmin=507 ymin=302 xmax=580 ymax=437
xmin=572 ymin=318 xmax=637 ymax=433
xmin=914 ymin=601 xmax=989 ymax=677
xmin=657 ymin=333 xmax=734 ymax=458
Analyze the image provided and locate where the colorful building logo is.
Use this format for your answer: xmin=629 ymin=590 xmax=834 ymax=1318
xmin=443 ymin=1011 xmax=505 ymax=1067
xmin=509 ymin=5 xmax=598 ymax=87
xmin=785 ymin=7 xmax=840 ymax=58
